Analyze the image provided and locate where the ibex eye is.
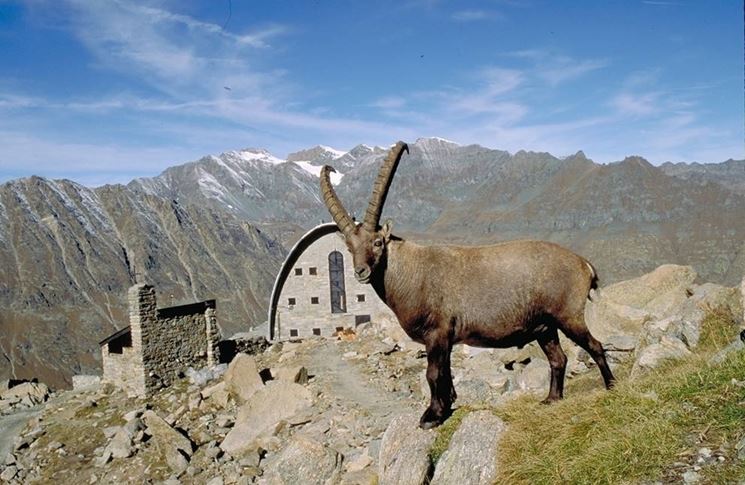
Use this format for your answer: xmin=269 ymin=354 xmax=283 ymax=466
xmin=373 ymin=240 xmax=383 ymax=247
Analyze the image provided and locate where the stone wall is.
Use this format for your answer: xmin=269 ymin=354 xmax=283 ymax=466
xmin=141 ymin=299 xmax=219 ymax=391
xmin=101 ymin=284 xmax=221 ymax=396
xmin=101 ymin=342 xmax=145 ymax=396
xmin=276 ymin=232 xmax=396 ymax=339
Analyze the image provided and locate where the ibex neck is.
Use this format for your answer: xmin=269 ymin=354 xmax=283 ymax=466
xmin=370 ymin=239 xmax=422 ymax=312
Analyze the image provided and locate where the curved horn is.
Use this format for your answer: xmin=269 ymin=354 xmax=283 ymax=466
xmin=320 ymin=165 xmax=355 ymax=235
xmin=362 ymin=141 xmax=408 ymax=231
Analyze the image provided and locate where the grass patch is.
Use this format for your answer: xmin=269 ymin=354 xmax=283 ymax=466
xmin=493 ymin=311 xmax=745 ymax=484
xmin=698 ymin=307 xmax=741 ymax=351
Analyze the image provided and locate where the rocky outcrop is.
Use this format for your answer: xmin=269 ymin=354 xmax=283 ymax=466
xmin=378 ymin=414 xmax=436 ymax=485
xmin=260 ymin=434 xmax=343 ymax=485
xmin=222 ymin=354 xmax=264 ymax=404
xmin=220 ymin=380 xmax=312 ymax=457
xmin=431 ymin=411 xmax=506 ymax=485
xmin=0 ymin=381 xmax=50 ymax=415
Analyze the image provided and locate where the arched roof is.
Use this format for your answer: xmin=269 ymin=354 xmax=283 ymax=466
xmin=267 ymin=222 xmax=341 ymax=340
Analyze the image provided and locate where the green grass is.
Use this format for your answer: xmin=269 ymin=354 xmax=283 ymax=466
xmin=489 ymin=310 xmax=745 ymax=484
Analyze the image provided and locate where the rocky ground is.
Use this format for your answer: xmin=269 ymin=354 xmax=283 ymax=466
xmin=1 ymin=264 xmax=743 ymax=484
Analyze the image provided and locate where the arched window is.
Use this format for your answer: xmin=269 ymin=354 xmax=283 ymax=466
xmin=328 ymin=251 xmax=347 ymax=313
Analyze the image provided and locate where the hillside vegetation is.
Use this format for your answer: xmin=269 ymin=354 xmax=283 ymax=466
xmin=489 ymin=309 xmax=745 ymax=484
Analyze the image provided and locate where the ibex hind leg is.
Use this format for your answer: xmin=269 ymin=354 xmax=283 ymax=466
xmin=558 ymin=314 xmax=616 ymax=389
xmin=536 ymin=327 xmax=568 ymax=403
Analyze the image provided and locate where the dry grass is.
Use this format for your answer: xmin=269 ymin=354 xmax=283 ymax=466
xmin=490 ymin=310 xmax=745 ymax=484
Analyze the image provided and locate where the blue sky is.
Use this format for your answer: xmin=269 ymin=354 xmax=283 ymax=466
xmin=0 ymin=0 xmax=742 ymax=186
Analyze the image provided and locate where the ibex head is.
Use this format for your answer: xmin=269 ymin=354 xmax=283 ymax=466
xmin=320 ymin=141 xmax=409 ymax=283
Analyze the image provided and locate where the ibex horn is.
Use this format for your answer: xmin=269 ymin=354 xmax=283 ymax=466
xmin=362 ymin=141 xmax=408 ymax=231
xmin=320 ymin=165 xmax=355 ymax=236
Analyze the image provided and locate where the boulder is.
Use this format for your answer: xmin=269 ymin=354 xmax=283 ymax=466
xmin=632 ymin=336 xmax=692 ymax=376
xmin=689 ymin=283 xmax=742 ymax=321
xmin=0 ymin=382 xmax=49 ymax=406
xmin=220 ymin=380 xmax=312 ymax=457
xmin=141 ymin=410 xmax=194 ymax=472
xmin=585 ymin=265 xmax=698 ymax=341
xmin=223 ymin=354 xmax=264 ymax=404
xmin=585 ymin=300 xmax=651 ymax=342
xmin=261 ymin=435 xmax=343 ymax=485
xmin=107 ymin=428 xmax=135 ymax=459
xmin=378 ymin=414 xmax=436 ymax=485
xmin=431 ymin=411 xmax=506 ymax=485
xmin=604 ymin=264 xmax=697 ymax=309
xmin=272 ymin=366 xmax=309 ymax=385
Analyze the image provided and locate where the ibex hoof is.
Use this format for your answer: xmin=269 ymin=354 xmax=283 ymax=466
xmin=419 ymin=407 xmax=449 ymax=429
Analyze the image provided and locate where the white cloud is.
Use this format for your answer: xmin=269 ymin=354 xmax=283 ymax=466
xmin=451 ymin=9 xmax=502 ymax=22
xmin=611 ymin=92 xmax=661 ymax=116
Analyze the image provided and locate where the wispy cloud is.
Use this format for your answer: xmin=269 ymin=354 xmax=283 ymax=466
xmin=451 ymin=9 xmax=502 ymax=22
xmin=611 ymin=91 xmax=661 ymax=116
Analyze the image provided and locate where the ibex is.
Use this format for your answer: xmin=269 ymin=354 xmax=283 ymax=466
xmin=320 ymin=141 xmax=615 ymax=429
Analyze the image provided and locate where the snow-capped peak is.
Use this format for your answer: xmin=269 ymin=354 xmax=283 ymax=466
xmin=293 ymin=161 xmax=344 ymax=185
xmin=415 ymin=136 xmax=460 ymax=146
xmin=318 ymin=145 xmax=347 ymax=159
xmin=234 ymin=149 xmax=285 ymax=165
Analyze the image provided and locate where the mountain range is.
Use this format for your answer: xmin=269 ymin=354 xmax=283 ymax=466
xmin=1 ymin=137 xmax=743 ymax=387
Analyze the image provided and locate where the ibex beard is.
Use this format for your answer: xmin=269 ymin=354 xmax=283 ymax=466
xmin=320 ymin=141 xmax=615 ymax=430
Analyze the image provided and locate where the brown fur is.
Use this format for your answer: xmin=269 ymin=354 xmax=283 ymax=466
xmin=343 ymin=225 xmax=615 ymax=429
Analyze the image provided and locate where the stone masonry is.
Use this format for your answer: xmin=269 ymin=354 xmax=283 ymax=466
xmin=275 ymin=231 xmax=396 ymax=339
xmin=100 ymin=284 xmax=221 ymax=397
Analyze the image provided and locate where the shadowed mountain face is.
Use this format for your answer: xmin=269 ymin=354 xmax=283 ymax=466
xmin=1 ymin=138 xmax=743 ymax=387
xmin=0 ymin=177 xmax=285 ymax=387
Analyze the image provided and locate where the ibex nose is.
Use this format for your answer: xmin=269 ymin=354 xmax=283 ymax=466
xmin=355 ymin=266 xmax=366 ymax=276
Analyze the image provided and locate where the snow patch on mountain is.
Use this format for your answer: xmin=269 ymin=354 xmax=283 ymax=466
xmin=293 ymin=161 xmax=344 ymax=185
xmin=318 ymin=145 xmax=347 ymax=158
xmin=235 ymin=149 xmax=285 ymax=166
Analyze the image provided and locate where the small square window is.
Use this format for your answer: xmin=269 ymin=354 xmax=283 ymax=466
xmin=357 ymin=294 xmax=365 ymax=302
xmin=289 ymin=329 xmax=298 ymax=337
xmin=312 ymin=328 xmax=321 ymax=336
xmin=311 ymin=297 xmax=319 ymax=304
xmin=309 ymin=267 xmax=317 ymax=275
xmin=294 ymin=268 xmax=302 ymax=276
xmin=288 ymin=297 xmax=296 ymax=306
xmin=335 ymin=326 xmax=344 ymax=332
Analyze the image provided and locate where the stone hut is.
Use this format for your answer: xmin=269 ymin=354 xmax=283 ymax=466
xmin=268 ymin=222 xmax=396 ymax=340
xmin=99 ymin=284 xmax=221 ymax=397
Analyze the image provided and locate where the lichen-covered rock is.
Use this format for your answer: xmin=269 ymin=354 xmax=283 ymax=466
xmin=260 ymin=435 xmax=342 ymax=485
xmin=223 ymin=354 xmax=264 ymax=404
xmin=378 ymin=414 xmax=435 ymax=485
xmin=431 ymin=411 xmax=506 ymax=485
xmin=220 ymin=380 xmax=312 ymax=457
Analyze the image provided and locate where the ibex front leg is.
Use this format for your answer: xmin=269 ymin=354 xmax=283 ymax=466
xmin=420 ymin=334 xmax=454 ymax=429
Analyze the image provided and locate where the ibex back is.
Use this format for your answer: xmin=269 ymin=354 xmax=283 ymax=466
xmin=320 ymin=141 xmax=615 ymax=429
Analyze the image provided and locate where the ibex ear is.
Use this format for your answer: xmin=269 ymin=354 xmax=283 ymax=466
xmin=381 ymin=219 xmax=393 ymax=242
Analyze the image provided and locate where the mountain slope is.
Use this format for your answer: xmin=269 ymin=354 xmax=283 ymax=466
xmin=0 ymin=177 xmax=285 ymax=387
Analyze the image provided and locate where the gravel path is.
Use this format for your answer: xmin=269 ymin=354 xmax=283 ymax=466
xmin=306 ymin=340 xmax=414 ymax=419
